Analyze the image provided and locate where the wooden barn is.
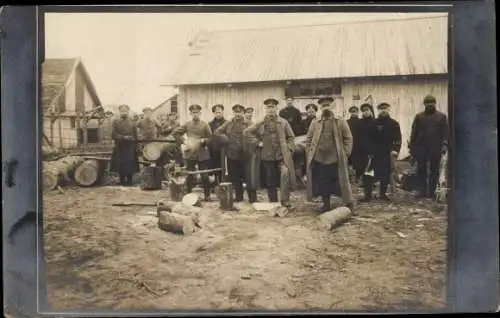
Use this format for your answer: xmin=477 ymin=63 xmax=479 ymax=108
xmin=168 ymin=14 xmax=448 ymax=158
xmin=42 ymin=58 xmax=104 ymax=149
xmin=152 ymin=94 xmax=179 ymax=118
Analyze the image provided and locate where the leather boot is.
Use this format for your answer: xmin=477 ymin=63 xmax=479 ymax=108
xmin=379 ymin=182 xmax=391 ymax=201
xmin=234 ymin=185 xmax=244 ymax=202
xmin=315 ymin=195 xmax=331 ymax=213
xmin=247 ymin=190 xmax=258 ymax=203
xmin=360 ymin=175 xmax=373 ymax=202
xmin=267 ymin=188 xmax=278 ymax=202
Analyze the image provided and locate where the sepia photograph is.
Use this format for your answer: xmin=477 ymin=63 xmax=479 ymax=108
xmin=41 ymin=10 xmax=450 ymax=311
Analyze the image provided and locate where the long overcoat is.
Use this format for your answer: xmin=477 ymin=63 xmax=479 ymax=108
xmin=110 ymin=117 xmax=140 ymax=175
xmin=306 ymin=117 xmax=353 ymax=204
xmin=243 ymin=117 xmax=298 ymax=191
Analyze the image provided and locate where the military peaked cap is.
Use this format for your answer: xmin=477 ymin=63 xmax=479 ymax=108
xmin=359 ymin=103 xmax=373 ymax=112
xmin=245 ymin=107 xmax=254 ymax=113
xmin=423 ymin=95 xmax=436 ymax=103
xmin=118 ymin=104 xmax=130 ymax=111
xmin=212 ymin=104 xmax=224 ymax=112
xmin=377 ymin=102 xmax=391 ymax=109
xmin=263 ymin=98 xmax=279 ymax=106
xmin=189 ymin=104 xmax=202 ymax=111
xmin=232 ymin=104 xmax=245 ymax=112
xmin=348 ymin=106 xmax=359 ymax=112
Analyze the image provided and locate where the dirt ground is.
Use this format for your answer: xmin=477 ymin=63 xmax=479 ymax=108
xmin=43 ymin=176 xmax=447 ymax=312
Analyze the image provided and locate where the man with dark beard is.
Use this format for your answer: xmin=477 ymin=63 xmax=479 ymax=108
xmin=279 ymin=97 xmax=303 ymax=136
xmin=361 ymin=102 xmax=402 ymax=202
xmin=110 ymin=104 xmax=140 ymax=186
xmin=347 ymin=105 xmax=363 ymax=183
xmin=208 ymin=104 xmax=227 ymax=184
xmin=306 ymin=96 xmax=354 ymax=212
xmin=214 ymin=104 xmax=255 ymax=202
xmin=409 ymin=95 xmax=448 ymax=199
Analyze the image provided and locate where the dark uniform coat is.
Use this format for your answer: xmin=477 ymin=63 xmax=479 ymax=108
xmin=409 ymin=110 xmax=448 ymax=159
xmin=279 ymin=106 xmax=303 ymax=137
xmin=306 ymin=117 xmax=353 ymax=204
xmin=371 ymin=116 xmax=402 ymax=181
xmin=356 ymin=117 xmax=377 ymax=172
xmin=110 ymin=117 xmax=140 ymax=175
xmin=208 ymin=117 xmax=227 ymax=170
xmin=244 ymin=116 xmax=297 ymax=191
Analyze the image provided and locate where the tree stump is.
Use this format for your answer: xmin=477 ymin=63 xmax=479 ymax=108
xmin=140 ymin=165 xmax=164 ymax=190
xmin=157 ymin=211 xmax=197 ymax=235
xmin=74 ymin=159 xmax=105 ymax=187
xmin=169 ymin=177 xmax=186 ymax=201
xmin=317 ymin=206 xmax=353 ymax=231
xmin=182 ymin=193 xmax=202 ymax=207
xmin=218 ymin=182 xmax=234 ymax=211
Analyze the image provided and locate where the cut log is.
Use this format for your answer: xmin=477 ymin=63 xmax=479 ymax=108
xmin=218 ymin=182 xmax=234 ymax=211
xmin=317 ymin=206 xmax=353 ymax=231
xmin=42 ymin=156 xmax=85 ymax=191
xmin=168 ymin=177 xmax=186 ymax=201
xmin=252 ymin=202 xmax=282 ymax=212
xmin=157 ymin=211 xmax=197 ymax=235
xmin=140 ymin=166 xmax=165 ymax=190
xmin=269 ymin=205 xmax=289 ymax=218
xmin=182 ymin=193 xmax=202 ymax=207
xmin=142 ymin=142 xmax=169 ymax=161
xmin=74 ymin=159 xmax=105 ymax=187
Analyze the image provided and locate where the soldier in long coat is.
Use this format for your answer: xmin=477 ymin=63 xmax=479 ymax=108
xmin=306 ymin=96 xmax=354 ymax=212
xmin=172 ymin=104 xmax=213 ymax=201
xmin=208 ymin=104 xmax=227 ymax=183
xmin=408 ymin=95 xmax=448 ymax=199
xmin=347 ymin=105 xmax=364 ymax=183
xmin=110 ymin=104 xmax=140 ymax=186
xmin=244 ymin=98 xmax=297 ymax=206
xmin=214 ymin=104 xmax=255 ymax=202
xmin=362 ymin=102 xmax=402 ymax=202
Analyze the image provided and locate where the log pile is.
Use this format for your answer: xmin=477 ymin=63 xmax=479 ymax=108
xmin=43 ymin=156 xmax=85 ymax=191
xmin=156 ymin=199 xmax=206 ymax=235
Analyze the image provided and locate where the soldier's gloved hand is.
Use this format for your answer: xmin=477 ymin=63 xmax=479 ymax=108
xmin=200 ymin=138 xmax=207 ymax=147
xmin=257 ymin=141 xmax=264 ymax=148
xmin=390 ymin=151 xmax=398 ymax=157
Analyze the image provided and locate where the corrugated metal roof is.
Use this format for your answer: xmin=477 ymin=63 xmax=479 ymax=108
xmin=170 ymin=15 xmax=448 ymax=86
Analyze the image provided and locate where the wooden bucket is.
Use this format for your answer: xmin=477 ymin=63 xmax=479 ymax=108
xmin=74 ymin=159 xmax=105 ymax=187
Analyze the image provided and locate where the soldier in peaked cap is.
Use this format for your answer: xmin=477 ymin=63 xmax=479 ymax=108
xmin=208 ymin=104 xmax=227 ymax=184
xmin=172 ymin=104 xmax=213 ymax=201
xmin=409 ymin=94 xmax=448 ymax=199
xmin=354 ymin=103 xmax=377 ymax=188
xmin=110 ymin=104 xmax=139 ymax=186
xmin=243 ymin=97 xmax=297 ymax=206
xmin=361 ymin=102 xmax=401 ymax=202
xmin=214 ymin=103 xmax=256 ymax=202
xmin=306 ymin=97 xmax=354 ymax=212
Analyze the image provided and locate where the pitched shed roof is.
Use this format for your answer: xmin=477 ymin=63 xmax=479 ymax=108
xmin=42 ymin=58 xmax=102 ymax=111
xmin=170 ymin=15 xmax=448 ymax=86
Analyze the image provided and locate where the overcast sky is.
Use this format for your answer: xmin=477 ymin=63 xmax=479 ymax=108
xmin=45 ymin=12 xmax=445 ymax=112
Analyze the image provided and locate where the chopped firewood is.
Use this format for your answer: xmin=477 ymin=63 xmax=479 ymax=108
xmin=218 ymin=182 xmax=234 ymax=211
xmin=269 ymin=205 xmax=289 ymax=218
xmin=252 ymin=202 xmax=282 ymax=212
xmin=317 ymin=206 xmax=353 ymax=231
xmin=157 ymin=211 xmax=198 ymax=235
xmin=182 ymin=193 xmax=202 ymax=207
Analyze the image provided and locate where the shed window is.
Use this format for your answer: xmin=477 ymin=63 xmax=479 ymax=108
xmin=78 ymin=128 xmax=100 ymax=144
xmin=286 ymin=81 xmax=342 ymax=99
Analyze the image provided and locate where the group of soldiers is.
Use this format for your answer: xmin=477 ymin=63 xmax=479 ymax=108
xmin=109 ymin=94 xmax=448 ymax=213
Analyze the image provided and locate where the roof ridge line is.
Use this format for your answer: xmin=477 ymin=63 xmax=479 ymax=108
xmin=201 ymin=14 xmax=448 ymax=34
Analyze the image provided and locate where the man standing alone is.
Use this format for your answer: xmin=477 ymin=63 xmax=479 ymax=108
xmin=110 ymin=104 xmax=140 ymax=186
xmin=409 ymin=95 xmax=448 ymax=199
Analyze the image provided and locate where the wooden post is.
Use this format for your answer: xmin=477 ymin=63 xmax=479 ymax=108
xmin=218 ymin=182 xmax=234 ymax=211
xmin=168 ymin=177 xmax=185 ymax=201
xmin=58 ymin=117 xmax=63 ymax=150
xmin=140 ymin=166 xmax=164 ymax=190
